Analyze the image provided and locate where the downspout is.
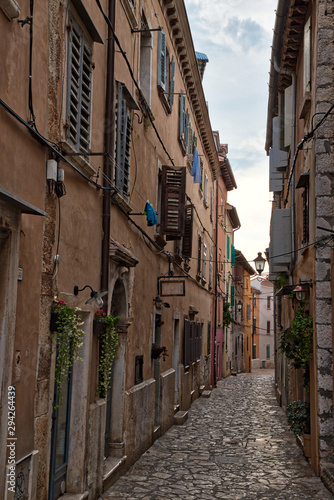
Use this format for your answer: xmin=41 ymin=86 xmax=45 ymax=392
xmin=274 ymin=58 xmax=296 ymax=272
xmin=101 ymin=0 xmax=116 ymax=305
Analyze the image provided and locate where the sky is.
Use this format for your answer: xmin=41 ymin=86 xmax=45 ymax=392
xmin=184 ymin=0 xmax=277 ymax=270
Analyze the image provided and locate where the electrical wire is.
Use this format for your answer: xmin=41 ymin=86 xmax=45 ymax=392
xmin=95 ymin=0 xmax=174 ymax=166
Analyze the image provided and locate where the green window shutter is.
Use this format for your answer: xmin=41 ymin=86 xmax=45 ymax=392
xmin=66 ymin=14 xmax=92 ymax=153
xmin=169 ymin=55 xmax=175 ymax=107
xmin=188 ymin=124 xmax=193 ymax=154
xmin=231 ymin=245 xmax=235 ymax=266
xmin=231 ymin=285 xmax=235 ymax=306
xmin=227 ymin=236 xmax=230 ymax=259
xmin=184 ymin=110 xmax=189 ymax=148
xmin=266 ymin=345 xmax=270 ymax=359
xmin=157 ymin=30 xmax=166 ymax=90
xmin=179 ymin=92 xmax=186 ymax=140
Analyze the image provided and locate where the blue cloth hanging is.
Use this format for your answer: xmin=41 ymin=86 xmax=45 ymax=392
xmin=191 ymin=149 xmax=201 ymax=183
xmin=144 ymin=201 xmax=158 ymax=226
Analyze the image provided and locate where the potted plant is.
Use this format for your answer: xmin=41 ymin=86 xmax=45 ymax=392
xmin=151 ymin=344 xmax=168 ymax=361
xmin=279 ymin=301 xmax=313 ymax=372
xmin=287 ymin=401 xmax=311 ymax=457
xmin=51 ymin=298 xmax=85 ymax=407
xmin=97 ymin=313 xmax=120 ymax=398
xmin=93 ymin=308 xmax=107 ymax=336
xmin=223 ymin=302 xmax=233 ymax=328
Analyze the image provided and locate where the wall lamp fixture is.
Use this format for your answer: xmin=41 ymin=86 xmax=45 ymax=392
xmin=153 ymin=296 xmax=170 ymax=308
xmin=293 ymin=280 xmax=312 ymax=302
xmin=74 ymin=285 xmax=108 ymax=307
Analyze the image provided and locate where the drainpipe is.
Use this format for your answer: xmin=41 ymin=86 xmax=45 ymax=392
xmin=101 ymin=0 xmax=116 ymax=307
xmin=213 ymin=179 xmax=218 ymax=387
xmin=273 ymin=58 xmax=296 ymax=273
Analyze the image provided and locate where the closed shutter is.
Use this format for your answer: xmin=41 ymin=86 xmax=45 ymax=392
xmin=247 ymin=304 xmax=251 ymax=320
xmin=184 ymin=319 xmax=191 ymax=366
xmin=182 ymin=204 xmax=193 ymax=258
xmin=169 ymin=56 xmax=175 ymax=107
xmin=157 ymin=30 xmax=166 ymax=90
xmin=231 ymin=285 xmax=235 ymax=306
xmin=66 ymin=15 xmax=92 ymax=153
xmin=194 ymin=323 xmax=202 ymax=360
xmin=227 ymin=235 xmax=230 ymax=259
xmin=161 ymin=166 xmax=186 ymax=239
xmin=202 ymin=242 xmax=207 ymax=280
xmin=231 ymin=245 xmax=235 ymax=266
xmin=184 ymin=110 xmax=189 ymax=148
xmin=188 ymin=124 xmax=193 ymax=154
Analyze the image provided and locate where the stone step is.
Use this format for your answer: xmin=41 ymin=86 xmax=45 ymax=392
xmin=174 ymin=410 xmax=188 ymax=425
xmin=201 ymin=390 xmax=211 ymax=398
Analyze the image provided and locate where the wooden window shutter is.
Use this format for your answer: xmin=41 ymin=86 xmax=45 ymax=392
xmin=157 ymin=30 xmax=166 ymax=90
xmin=184 ymin=319 xmax=191 ymax=366
xmin=161 ymin=165 xmax=186 ymax=239
xmin=184 ymin=110 xmax=190 ymax=148
xmin=197 ymin=234 xmax=202 ymax=275
xmin=66 ymin=14 xmax=92 ymax=153
xmin=182 ymin=204 xmax=193 ymax=258
xmin=169 ymin=56 xmax=175 ymax=108
xmin=179 ymin=92 xmax=186 ymax=140
xmin=115 ymin=83 xmax=131 ymax=198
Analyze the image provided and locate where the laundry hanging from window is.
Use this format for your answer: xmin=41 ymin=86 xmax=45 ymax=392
xmin=190 ymin=149 xmax=201 ymax=183
xmin=144 ymin=201 xmax=158 ymax=226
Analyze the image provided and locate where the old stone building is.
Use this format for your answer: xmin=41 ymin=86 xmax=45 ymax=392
xmin=266 ymin=0 xmax=334 ymax=488
xmin=0 ymin=0 xmax=228 ymax=498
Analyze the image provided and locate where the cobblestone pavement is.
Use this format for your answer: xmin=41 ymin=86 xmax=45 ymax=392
xmin=103 ymin=371 xmax=333 ymax=499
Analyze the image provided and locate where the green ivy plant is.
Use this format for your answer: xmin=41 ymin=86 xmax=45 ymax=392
xmin=223 ymin=302 xmax=233 ymax=328
xmin=51 ymin=298 xmax=85 ymax=407
xmin=279 ymin=301 xmax=313 ymax=369
xmin=95 ymin=310 xmax=120 ymax=398
xmin=287 ymin=401 xmax=310 ymax=436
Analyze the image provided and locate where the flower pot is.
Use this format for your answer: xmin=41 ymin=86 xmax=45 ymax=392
xmin=93 ymin=320 xmax=105 ymax=336
xmin=50 ymin=312 xmax=59 ymax=332
xmin=303 ymin=433 xmax=311 ymax=458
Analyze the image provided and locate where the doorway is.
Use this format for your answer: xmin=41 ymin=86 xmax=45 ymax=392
xmin=173 ymin=317 xmax=180 ymax=406
xmin=153 ymin=311 xmax=162 ymax=426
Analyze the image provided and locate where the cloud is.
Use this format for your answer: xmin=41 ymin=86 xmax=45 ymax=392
xmin=225 ymin=17 xmax=267 ymax=52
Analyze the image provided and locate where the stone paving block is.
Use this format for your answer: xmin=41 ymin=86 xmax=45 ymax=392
xmin=174 ymin=410 xmax=188 ymax=425
xmin=201 ymin=390 xmax=211 ymax=398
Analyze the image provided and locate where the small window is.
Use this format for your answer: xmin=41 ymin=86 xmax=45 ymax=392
xmin=204 ymin=173 xmax=208 ymax=205
xmin=202 ymin=242 xmax=207 ymax=281
xmin=266 ymin=345 xmax=270 ymax=359
xmin=199 ymin=159 xmax=203 ymax=191
xmin=197 ymin=235 xmax=202 ymax=277
xmin=247 ymin=304 xmax=251 ymax=320
xmin=267 ymin=321 xmax=270 ymax=334
xmin=253 ymin=317 xmax=256 ymax=333
xmin=253 ymin=295 xmax=256 ymax=308
xmin=135 ymin=356 xmax=143 ymax=385
xmin=267 ymin=296 xmax=271 ymax=309
xmin=227 ymin=236 xmax=230 ymax=260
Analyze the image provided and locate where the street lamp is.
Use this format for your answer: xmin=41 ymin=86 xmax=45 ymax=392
xmin=254 ymin=252 xmax=266 ymax=275
xmin=293 ymin=280 xmax=312 ymax=301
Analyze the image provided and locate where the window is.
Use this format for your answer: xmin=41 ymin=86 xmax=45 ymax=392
xmin=66 ymin=13 xmax=92 ymax=153
xmin=267 ymin=296 xmax=271 ymax=309
xmin=115 ymin=82 xmax=136 ymax=199
xmin=253 ymin=317 xmax=256 ymax=334
xmin=160 ymin=165 xmax=186 ymax=239
xmin=247 ymin=304 xmax=251 ymax=321
xmin=135 ymin=356 xmax=143 ymax=385
xmin=266 ymin=345 xmax=270 ymax=359
xmin=157 ymin=30 xmax=175 ymax=112
xmin=227 ymin=236 xmax=230 ymax=260
xmin=199 ymin=159 xmax=203 ymax=192
xmin=231 ymin=285 xmax=235 ymax=307
xmin=207 ymin=322 xmax=211 ymax=355
xmin=231 ymin=245 xmax=235 ymax=266
xmin=209 ymin=251 xmax=212 ymax=289
xmin=267 ymin=321 xmax=270 ymax=334
xmin=253 ymin=295 xmax=256 ymax=308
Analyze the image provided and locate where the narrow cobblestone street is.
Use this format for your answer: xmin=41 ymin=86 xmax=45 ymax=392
xmin=103 ymin=371 xmax=333 ymax=499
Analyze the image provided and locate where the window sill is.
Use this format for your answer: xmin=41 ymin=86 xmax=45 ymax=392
xmin=158 ymin=87 xmax=172 ymax=115
xmin=60 ymin=141 xmax=97 ymax=178
xmin=112 ymin=191 xmax=132 ymax=214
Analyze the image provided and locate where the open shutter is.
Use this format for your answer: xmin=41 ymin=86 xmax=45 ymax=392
xmin=157 ymin=30 xmax=166 ymax=90
xmin=231 ymin=285 xmax=235 ymax=306
xmin=199 ymin=158 xmax=203 ymax=191
xmin=179 ymin=92 xmax=186 ymax=140
xmin=80 ymin=37 xmax=92 ymax=152
xmin=169 ymin=56 xmax=175 ymax=107
xmin=182 ymin=204 xmax=193 ymax=258
xmin=184 ymin=109 xmax=189 ymax=148
xmin=231 ymin=245 xmax=235 ymax=266
xmin=193 ymin=134 xmax=197 ymax=154
xmin=197 ymin=234 xmax=202 ymax=276
xmin=161 ymin=165 xmax=186 ymax=239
